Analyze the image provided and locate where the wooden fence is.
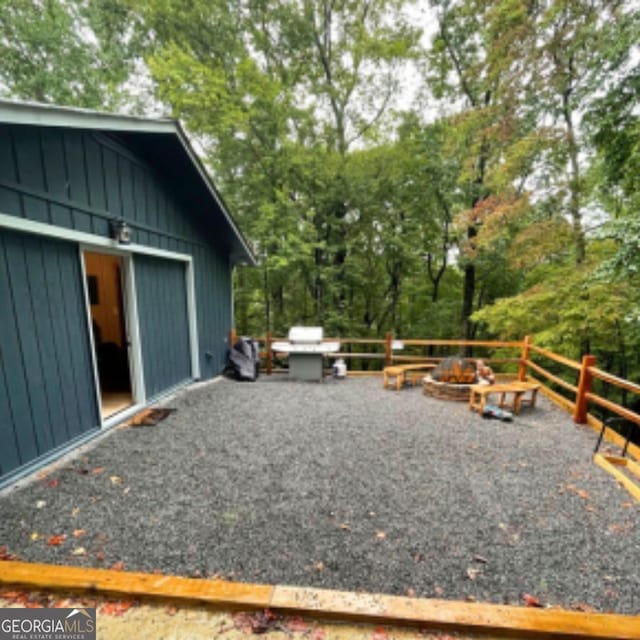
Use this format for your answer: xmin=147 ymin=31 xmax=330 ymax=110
xmin=229 ymin=330 xmax=640 ymax=458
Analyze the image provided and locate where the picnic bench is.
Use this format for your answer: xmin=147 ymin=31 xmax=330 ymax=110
xmin=469 ymin=381 xmax=541 ymax=415
xmin=383 ymin=363 xmax=436 ymax=391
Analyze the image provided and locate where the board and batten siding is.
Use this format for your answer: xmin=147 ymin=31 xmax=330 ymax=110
xmin=0 ymin=227 xmax=99 ymax=477
xmin=0 ymin=122 xmax=232 ymax=380
xmin=135 ymin=255 xmax=192 ymax=399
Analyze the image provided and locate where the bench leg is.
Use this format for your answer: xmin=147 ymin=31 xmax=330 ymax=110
xmin=513 ymin=391 xmax=525 ymax=414
xmin=530 ymin=389 xmax=538 ymax=408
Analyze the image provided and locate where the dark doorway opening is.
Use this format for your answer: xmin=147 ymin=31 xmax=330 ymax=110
xmin=84 ymin=251 xmax=133 ymax=419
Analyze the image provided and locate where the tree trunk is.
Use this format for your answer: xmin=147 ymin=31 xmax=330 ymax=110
xmin=462 ymin=262 xmax=476 ymax=341
xmin=562 ymin=76 xmax=586 ymax=264
xmin=263 ymin=263 xmax=270 ymax=335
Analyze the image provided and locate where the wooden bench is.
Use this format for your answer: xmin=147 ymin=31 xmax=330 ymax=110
xmin=469 ymin=381 xmax=541 ymax=415
xmin=383 ymin=364 xmax=436 ymax=391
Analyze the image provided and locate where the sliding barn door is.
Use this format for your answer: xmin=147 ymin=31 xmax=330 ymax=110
xmin=134 ymin=255 xmax=192 ymax=399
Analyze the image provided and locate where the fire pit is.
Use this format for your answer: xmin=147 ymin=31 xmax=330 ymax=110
xmin=423 ymin=356 xmax=480 ymax=401
xmin=272 ymin=327 xmax=340 ymax=381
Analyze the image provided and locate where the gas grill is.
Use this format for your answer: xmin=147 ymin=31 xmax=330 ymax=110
xmin=272 ymin=327 xmax=340 ymax=381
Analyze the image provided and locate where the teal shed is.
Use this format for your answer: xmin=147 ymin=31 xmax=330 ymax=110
xmin=0 ymin=100 xmax=255 ymax=485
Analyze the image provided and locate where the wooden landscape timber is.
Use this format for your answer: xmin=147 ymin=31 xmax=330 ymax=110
xmin=593 ymin=453 xmax=640 ymax=502
xmin=1 ymin=561 xmax=640 ymax=639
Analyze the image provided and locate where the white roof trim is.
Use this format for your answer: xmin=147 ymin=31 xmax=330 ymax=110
xmin=0 ymin=98 xmax=176 ymax=133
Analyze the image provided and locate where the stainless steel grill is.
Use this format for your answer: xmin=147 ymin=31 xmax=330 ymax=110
xmin=272 ymin=326 xmax=340 ymax=381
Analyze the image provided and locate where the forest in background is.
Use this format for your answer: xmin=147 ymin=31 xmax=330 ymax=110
xmin=1 ymin=0 xmax=639 ymax=383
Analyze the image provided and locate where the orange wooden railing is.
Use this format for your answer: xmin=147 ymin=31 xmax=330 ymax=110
xmin=229 ymin=329 xmax=640 ymax=456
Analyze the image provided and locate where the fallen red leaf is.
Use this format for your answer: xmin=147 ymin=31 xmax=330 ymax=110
xmin=372 ymin=627 xmax=389 ymax=640
xmin=100 ymin=600 xmax=134 ymax=617
xmin=47 ymin=535 xmax=67 ymax=547
xmin=0 ymin=546 xmax=17 ymax=561
xmin=110 ymin=560 xmax=125 ymax=571
xmin=92 ymin=467 xmax=105 ymax=474
xmin=1 ymin=591 xmax=28 ymax=606
xmin=286 ymin=617 xmax=308 ymax=632
xmin=523 ymin=593 xmax=543 ymax=607
xmin=52 ymin=598 xmax=73 ymax=608
xmin=95 ymin=551 xmax=106 ymax=562
xmin=608 ymin=522 xmax=632 ymax=534
xmin=47 ymin=479 xmax=59 ymax=488
xmin=233 ymin=610 xmax=278 ymax=634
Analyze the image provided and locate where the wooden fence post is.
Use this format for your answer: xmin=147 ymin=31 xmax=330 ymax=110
xmin=229 ymin=328 xmax=236 ymax=347
xmin=385 ymin=332 xmax=392 ymax=367
xmin=574 ymin=354 xmax=596 ymax=424
xmin=518 ymin=335 xmax=531 ymax=381
xmin=266 ymin=331 xmax=273 ymax=375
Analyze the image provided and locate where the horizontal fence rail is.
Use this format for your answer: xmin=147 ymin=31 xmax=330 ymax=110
xmin=529 ymin=344 xmax=583 ymax=371
xmin=229 ymin=329 xmax=640 ymax=458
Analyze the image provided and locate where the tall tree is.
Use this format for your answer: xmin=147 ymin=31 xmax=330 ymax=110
xmin=134 ymin=0 xmax=419 ymax=335
xmin=0 ymin=0 xmax=140 ymax=108
xmin=426 ymin=0 xmax=536 ymax=339
xmin=528 ymin=0 xmax=638 ymax=266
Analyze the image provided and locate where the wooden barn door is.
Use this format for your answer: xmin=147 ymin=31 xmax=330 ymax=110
xmin=0 ymin=228 xmax=99 ymax=480
xmin=134 ymin=255 xmax=192 ymax=399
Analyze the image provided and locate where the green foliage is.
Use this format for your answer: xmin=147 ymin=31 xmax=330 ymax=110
xmin=1 ymin=0 xmax=639 ymax=377
xmin=0 ymin=0 xmax=140 ymax=108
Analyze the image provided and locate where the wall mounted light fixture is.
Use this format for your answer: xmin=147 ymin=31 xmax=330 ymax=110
xmin=110 ymin=219 xmax=131 ymax=244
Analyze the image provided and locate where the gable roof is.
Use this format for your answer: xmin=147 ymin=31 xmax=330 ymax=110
xmin=0 ymin=99 xmax=256 ymax=266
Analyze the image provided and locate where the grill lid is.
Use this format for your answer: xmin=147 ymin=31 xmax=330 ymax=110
xmin=272 ymin=326 xmax=339 ymax=354
xmin=288 ymin=326 xmax=323 ymax=343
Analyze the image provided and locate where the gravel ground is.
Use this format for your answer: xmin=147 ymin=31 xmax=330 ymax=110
xmin=0 ymin=377 xmax=638 ymax=613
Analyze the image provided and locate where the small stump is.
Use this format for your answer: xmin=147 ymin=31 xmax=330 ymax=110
xmin=423 ymin=375 xmax=474 ymax=402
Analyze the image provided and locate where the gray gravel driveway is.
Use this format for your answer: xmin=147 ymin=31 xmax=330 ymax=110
xmin=0 ymin=377 xmax=638 ymax=613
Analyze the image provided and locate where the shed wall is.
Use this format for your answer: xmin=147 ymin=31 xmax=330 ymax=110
xmin=0 ymin=123 xmax=232 ymax=378
xmin=0 ymin=227 xmax=99 ymax=477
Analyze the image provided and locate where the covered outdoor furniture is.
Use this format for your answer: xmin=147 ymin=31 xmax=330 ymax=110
xmin=224 ymin=337 xmax=260 ymax=381
xmin=469 ymin=380 xmax=541 ymax=415
xmin=383 ymin=363 xmax=436 ymax=390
